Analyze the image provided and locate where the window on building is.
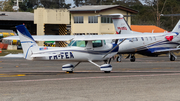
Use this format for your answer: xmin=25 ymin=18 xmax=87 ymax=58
xmin=101 ymin=17 xmax=113 ymax=23
xmin=74 ymin=16 xmax=84 ymax=23
xmin=87 ymin=33 xmax=98 ymax=35
xmin=88 ymin=16 xmax=98 ymax=23
xmin=73 ymin=33 xmax=85 ymax=35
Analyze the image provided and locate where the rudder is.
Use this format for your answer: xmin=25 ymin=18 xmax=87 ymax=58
xmin=16 ymin=25 xmax=39 ymax=60
xmin=100 ymin=13 xmax=132 ymax=34
xmin=172 ymin=20 xmax=180 ymax=32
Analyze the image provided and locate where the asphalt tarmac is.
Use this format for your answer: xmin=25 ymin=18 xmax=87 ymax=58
xmin=0 ymin=56 xmax=180 ymax=101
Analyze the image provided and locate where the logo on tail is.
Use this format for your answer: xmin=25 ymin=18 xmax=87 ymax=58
xmin=116 ymin=27 xmax=127 ymax=34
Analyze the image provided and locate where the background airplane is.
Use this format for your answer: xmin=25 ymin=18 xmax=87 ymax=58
xmin=14 ymin=25 xmax=167 ymax=73
xmin=100 ymin=14 xmax=180 ymax=62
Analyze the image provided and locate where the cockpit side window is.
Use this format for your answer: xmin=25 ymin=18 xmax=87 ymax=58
xmin=68 ymin=40 xmax=87 ymax=47
xmin=92 ymin=40 xmax=103 ymax=48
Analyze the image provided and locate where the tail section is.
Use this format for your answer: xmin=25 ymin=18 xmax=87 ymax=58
xmin=172 ymin=20 xmax=180 ymax=32
xmin=100 ymin=13 xmax=132 ymax=34
xmin=16 ymin=25 xmax=39 ymax=60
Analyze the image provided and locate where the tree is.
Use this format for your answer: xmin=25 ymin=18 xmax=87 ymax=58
xmin=2 ymin=0 xmax=14 ymax=12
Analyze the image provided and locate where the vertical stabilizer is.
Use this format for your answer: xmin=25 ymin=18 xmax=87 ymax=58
xmin=172 ymin=20 xmax=180 ymax=32
xmin=16 ymin=25 xmax=39 ymax=60
xmin=100 ymin=14 xmax=132 ymax=34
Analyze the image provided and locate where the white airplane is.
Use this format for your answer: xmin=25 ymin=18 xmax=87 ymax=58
xmin=100 ymin=14 xmax=180 ymax=62
xmin=13 ymin=24 xmax=169 ymax=73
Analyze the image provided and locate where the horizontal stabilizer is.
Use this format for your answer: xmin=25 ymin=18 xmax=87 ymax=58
xmin=153 ymin=48 xmax=180 ymax=53
xmin=3 ymin=35 xmax=74 ymax=41
xmin=98 ymin=14 xmax=123 ymax=18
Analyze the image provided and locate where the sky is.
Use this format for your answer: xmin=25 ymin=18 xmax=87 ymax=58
xmin=65 ymin=0 xmax=75 ymax=7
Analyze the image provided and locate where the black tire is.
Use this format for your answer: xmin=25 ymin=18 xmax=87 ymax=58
xmin=116 ymin=56 xmax=121 ymax=62
xmin=170 ymin=55 xmax=175 ymax=61
xmin=66 ymin=71 xmax=73 ymax=73
xmin=130 ymin=56 xmax=135 ymax=62
xmin=104 ymin=71 xmax=111 ymax=73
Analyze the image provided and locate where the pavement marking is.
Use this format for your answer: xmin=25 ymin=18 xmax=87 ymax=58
xmin=0 ymin=72 xmax=180 ymax=83
xmin=0 ymin=74 xmax=26 ymax=77
xmin=118 ymin=67 xmax=176 ymax=71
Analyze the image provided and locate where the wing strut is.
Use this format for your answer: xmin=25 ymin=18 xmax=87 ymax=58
xmin=103 ymin=38 xmax=127 ymax=58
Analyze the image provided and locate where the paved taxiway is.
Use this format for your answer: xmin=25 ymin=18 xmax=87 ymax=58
xmin=0 ymin=56 xmax=180 ymax=101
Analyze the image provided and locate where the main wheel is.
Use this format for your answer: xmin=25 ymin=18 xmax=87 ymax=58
xmin=104 ymin=71 xmax=111 ymax=73
xmin=130 ymin=56 xmax=135 ymax=62
xmin=66 ymin=71 xmax=74 ymax=73
xmin=116 ymin=56 xmax=121 ymax=62
xmin=170 ymin=55 xmax=175 ymax=61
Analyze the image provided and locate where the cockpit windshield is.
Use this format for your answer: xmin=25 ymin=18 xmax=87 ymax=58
xmin=68 ymin=40 xmax=87 ymax=47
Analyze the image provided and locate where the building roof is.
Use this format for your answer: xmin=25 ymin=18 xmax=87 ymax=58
xmin=69 ymin=5 xmax=138 ymax=14
xmin=131 ymin=25 xmax=166 ymax=33
xmin=0 ymin=12 xmax=34 ymax=21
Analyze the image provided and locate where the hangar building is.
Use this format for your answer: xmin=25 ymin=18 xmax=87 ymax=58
xmin=69 ymin=5 xmax=138 ymax=35
xmin=1 ymin=5 xmax=138 ymax=47
xmin=0 ymin=12 xmax=35 ymax=34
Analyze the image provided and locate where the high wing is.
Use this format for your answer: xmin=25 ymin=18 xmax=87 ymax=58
xmin=3 ymin=33 xmax=177 ymax=41
xmin=72 ymin=33 xmax=175 ymax=40
xmin=3 ymin=35 xmax=74 ymax=41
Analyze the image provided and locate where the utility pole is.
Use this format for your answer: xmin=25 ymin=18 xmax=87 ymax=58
xmin=12 ymin=0 xmax=19 ymax=11
xmin=157 ymin=0 xmax=159 ymax=27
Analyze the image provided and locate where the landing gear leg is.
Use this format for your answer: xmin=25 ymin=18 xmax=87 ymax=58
xmin=116 ymin=54 xmax=122 ymax=62
xmin=104 ymin=58 xmax=112 ymax=64
xmin=89 ymin=60 xmax=112 ymax=73
xmin=62 ymin=62 xmax=81 ymax=73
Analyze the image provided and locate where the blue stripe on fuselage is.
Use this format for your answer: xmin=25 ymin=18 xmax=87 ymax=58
xmin=33 ymin=44 xmax=119 ymax=55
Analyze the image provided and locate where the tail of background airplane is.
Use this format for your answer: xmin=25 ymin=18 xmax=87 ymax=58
xmin=100 ymin=14 xmax=132 ymax=34
xmin=171 ymin=20 xmax=180 ymax=32
xmin=16 ymin=25 xmax=39 ymax=60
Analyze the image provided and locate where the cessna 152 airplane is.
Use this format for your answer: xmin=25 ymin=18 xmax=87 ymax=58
xmin=99 ymin=14 xmax=180 ymax=62
xmin=13 ymin=24 xmax=171 ymax=73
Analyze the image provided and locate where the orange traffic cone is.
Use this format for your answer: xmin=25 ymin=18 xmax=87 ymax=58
xmin=0 ymin=48 xmax=2 ymax=53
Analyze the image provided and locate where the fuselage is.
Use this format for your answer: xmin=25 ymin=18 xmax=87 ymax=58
xmin=32 ymin=41 xmax=118 ymax=62
xmin=117 ymin=32 xmax=180 ymax=56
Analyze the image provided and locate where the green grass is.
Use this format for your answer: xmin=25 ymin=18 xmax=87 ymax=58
xmin=0 ymin=50 xmax=23 ymax=56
